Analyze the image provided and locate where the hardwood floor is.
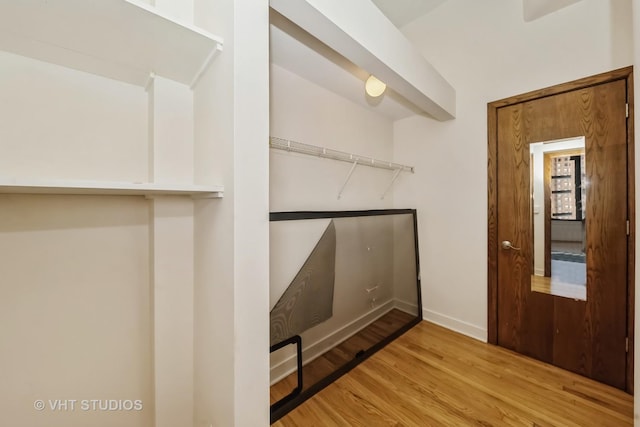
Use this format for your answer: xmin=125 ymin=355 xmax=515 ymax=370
xmin=273 ymin=321 xmax=633 ymax=426
xmin=271 ymin=309 xmax=417 ymax=404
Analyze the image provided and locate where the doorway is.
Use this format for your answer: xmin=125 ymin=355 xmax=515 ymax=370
xmin=487 ymin=67 xmax=634 ymax=392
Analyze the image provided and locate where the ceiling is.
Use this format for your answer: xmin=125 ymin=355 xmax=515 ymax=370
xmin=268 ymin=0 xmax=456 ymax=121
xmin=371 ymin=0 xmax=447 ymax=27
xmin=270 ymin=9 xmax=425 ymax=121
xmin=269 ymin=0 xmax=582 ymax=121
xmin=270 ymin=0 xmax=451 ymax=121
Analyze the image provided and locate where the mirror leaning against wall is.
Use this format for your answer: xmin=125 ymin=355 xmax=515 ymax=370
xmin=530 ymin=136 xmax=587 ymax=301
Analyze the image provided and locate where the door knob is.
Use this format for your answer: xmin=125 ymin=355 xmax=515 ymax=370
xmin=501 ymin=240 xmax=521 ymax=251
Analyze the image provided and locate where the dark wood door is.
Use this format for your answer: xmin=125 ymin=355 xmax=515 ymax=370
xmin=494 ymin=78 xmax=629 ymax=389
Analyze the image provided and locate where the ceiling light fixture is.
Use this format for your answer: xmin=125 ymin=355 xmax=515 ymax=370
xmin=365 ymin=75 xmax=386 ymax=97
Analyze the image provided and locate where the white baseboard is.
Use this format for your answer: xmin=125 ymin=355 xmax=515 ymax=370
xmin=393 ymin=298 xmax=419 ymax=315
xmin=422 ymin=308 xmax=487 ymax=342
xmin=270 ymin=300 xmax=395 ymax=385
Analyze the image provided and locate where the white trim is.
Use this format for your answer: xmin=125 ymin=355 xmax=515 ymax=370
xmin=422 ymin=308 xmax=487 ymax=342
xmin=393 ymin=298 xmax=419 ymax=315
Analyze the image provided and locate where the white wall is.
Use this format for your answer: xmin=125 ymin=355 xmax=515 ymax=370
xmin=0 ymin=51 xmax=148 ymax=181
xmin=0 ymin=53 xmax=153 ymax=426
xmin=194 ymin=0 xmax=270 ymax=426
xmin=193 ymin=0 xmax=235 ymax=425
xmin=270 ymin=64 xmax=398 ymax=211
xmin=269 ymin=62 xmax=398 ymax=304
xmin=0 ymin=2 xmax=271 ymax=426
xmin=269 ymin=63 xmax=416 ymax=380
xmin=393 ymin=0 xmax=633 ymax=340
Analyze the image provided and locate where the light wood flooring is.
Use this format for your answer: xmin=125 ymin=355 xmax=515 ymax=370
xmin=273 ymin=321 xmax=633 ymax=426
xmin=271 ymin=309 xmax=417 ymax=405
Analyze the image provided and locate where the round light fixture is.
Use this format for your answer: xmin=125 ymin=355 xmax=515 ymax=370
xmin=365 ymin=75 xmax=386 ymax=97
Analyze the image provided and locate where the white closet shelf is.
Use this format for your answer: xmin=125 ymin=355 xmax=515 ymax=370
xmin=0 ymin=0 xmax=223 ymax=88
xmin=0 ymin=178 xmax=224 ymax=199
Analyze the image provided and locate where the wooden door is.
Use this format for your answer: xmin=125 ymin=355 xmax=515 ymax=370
xmin=488 ymin=68 xmax=634 ymax=391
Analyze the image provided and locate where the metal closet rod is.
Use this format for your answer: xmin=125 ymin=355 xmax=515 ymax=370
xmin=269 ymin=137 xmax=415 ymax=173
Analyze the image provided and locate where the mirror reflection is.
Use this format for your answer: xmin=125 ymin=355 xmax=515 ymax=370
xmin=530 ymin=136 xmax=587 ymax=300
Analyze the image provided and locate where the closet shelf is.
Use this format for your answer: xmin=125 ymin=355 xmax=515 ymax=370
xmin=0 ymin=178 xmax=224 ymax=199
xmin=0 ymin=0 xmax=223 ymax=88
xmin=269 ymin=137 xmax=415 ymax=172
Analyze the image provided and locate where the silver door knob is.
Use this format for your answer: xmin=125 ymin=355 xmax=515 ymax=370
xmin=501 ymin=240 xmax=521 ymax=251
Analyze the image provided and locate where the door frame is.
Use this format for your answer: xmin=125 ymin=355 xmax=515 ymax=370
xmin=487 ymin=66 xmax=635 ymax=393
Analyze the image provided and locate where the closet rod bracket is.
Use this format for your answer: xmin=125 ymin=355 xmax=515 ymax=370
xmin=381 ymin=168 xmax=402 ymax=200
xmin=338 ymin=160 xmax=358 ymax=199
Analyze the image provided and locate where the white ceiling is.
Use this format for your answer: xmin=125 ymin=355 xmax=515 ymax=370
xmin=371 ymin=0 xmax=583 ymax=27
xmin=269 ymin=0 xmax=580 ymax=121
xmin=269 ymin=1 xmax=447 ymax=120
xmin=371 ymin=0 xmax=447 ymax=27
xmin=522 ymin=0 xmax=582 ymax=22
xmin=270 ymin=9 xmax=424 ymax=121
xmin=268 ymin=1 xmax=456 ymax=120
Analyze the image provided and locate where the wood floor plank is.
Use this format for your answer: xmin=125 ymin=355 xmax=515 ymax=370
xmin=271 ymin=309 xmax=416 ymax=405
xmin=273 ymin=321 xmax=633 ymax=426
xmin=365 ymin=351 xmax=538 ymax=426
